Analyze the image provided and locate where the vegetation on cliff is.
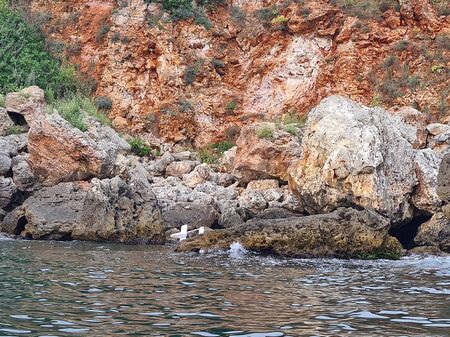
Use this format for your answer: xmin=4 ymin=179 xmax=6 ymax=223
xmin=0 ymin=0 xmax=78 ymax=99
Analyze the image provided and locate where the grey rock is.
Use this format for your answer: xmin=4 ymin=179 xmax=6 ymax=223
xmin=152 ymin=152 xmax=175 ymax=173
xmin=165 ymin=160 xmax=196 ymax=178
xmin=0 ymin=153 xmax=12 ymax=176
xmin=0 ymin=108 xmax=16 ymax=136
xmin=218 ymin=208 xmax=244 ymax=228
xmin=437 ymin=152 xmax=450 ymax=202
xmin=2 ymin=178 xmax=165 ymax=243
xmin=162 ymin=202 xmax=218 ymax=229
xmin=12 ymin=154 xmax=36 ymax=191
xmin=256 ymin=207 xmax=302 ymax=219
xmin=238 ymin=189 xmax=268 ymax=213
xmin=183 ymin=164 xmax=212 ymax=188
xmin=0 ymin=177 xmax=17 ymax=209
xmin=415 ymin=212 xmax=450 ymax=253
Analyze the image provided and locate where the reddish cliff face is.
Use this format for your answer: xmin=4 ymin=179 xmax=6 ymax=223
xmin=28 ymin=0 xmax=449 ymax=146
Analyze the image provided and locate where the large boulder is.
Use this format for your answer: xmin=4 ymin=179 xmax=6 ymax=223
xmin=288 ymin=96 xmax=419 ymax=223
xmin=4 ymin=86 xmax=46 ymax=123
xmin=162 ymin=202 xmax=219 ymax=230
xmin=415 ymin=212 xmax=450 ymax=253
xmin=232 ymin=122 xmax=303 ymax=182
xmin=28 ymin=113 xmax=130 ymax=186
xmin=177 ymin=207 xmax=402 ymax=259
xmin=1 ymin=176 xmax=165 ymax=243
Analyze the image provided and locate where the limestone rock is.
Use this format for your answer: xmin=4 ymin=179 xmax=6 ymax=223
xmin=177 ymin=208 xmax=402 ymax=259
xmin=238 ymin=189 xmax=268 ymax=213
xmin=390 ymin=106 xmax=428 ymax=149
xmin=426 ymin=123 xmax=450 ymax=153
xmin=0 ymin=108 xmax=16 ymax=136
xmin=183 ymin=164 xmax=212 ymax=188
xmin=28 ymin=113 xmax=130 ymax=185
xmin=1 ymin=177 xmax=165 ymax=243
xmin=5 ymin=86 xmax=46 ymax=123
xmin=162 ymin=202 xmax=218 ymax=230
xmin=12 ymin=154 xmax=36 ymax=192
xmin=0 ymin=177 xmax=17 ymax=209
xmin=412 ymin=149 xmax=442 ymax=213
xmin=289 ymin=96 xmax=418 ymax=223
xmin=415 ymin=212 xmax=450 ymax=253
xmin=437 ymin=152 xmax=450 ymax=202
xmin=233 ymin=123 xmax=302 ymax=182
xmin=165 ymin=160 xmax=196 ymax=178
xmin=247 ymin=179 xmax=279 ymax=191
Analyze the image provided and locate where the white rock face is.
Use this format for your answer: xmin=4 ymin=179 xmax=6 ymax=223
xmin=288 ymin=96 xmax=420 ymax=222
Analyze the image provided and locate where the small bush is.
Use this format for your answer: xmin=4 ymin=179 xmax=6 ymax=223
xmin=5 ymin=125 xmax=24 ymax=135
xmin=95 ymin=96 xmax=113 ymax=110
xmin=198 ymin=148 xmax=220 ymax=164
xmin=257 ymin=126 xmax=274 ymax=139
xmin=212 ymin=140 xmax=234 ymax=154
xmin=96 ymin=19 xmax=111 ymax=42
xmin=225 ymin=125 xmax=240 ymax=140
xmin=128 ymin=137 xmax=151 ymax=157
xmin=51 ymin=95 xmax=111 ymax=131
xmin=382 ymin=55 xmax=398 ymax=69
xmin=230 ymin=6 xmax=246 ymax=24
xmin=393 ymin=40 xmax=409 ymax=52
xmin=183 ymin=59 xmax=203 ymax=85
xmin=283 ymin=112 xmax=307 ymax=126
xmin=225 ymin=98 xmax=238 ymax=114
xmin=0 ymin=94 xmax=4 ymax=108
xmin=53 ymin=96 xmax=88 ymax=131
xmin=285 ymin=124 xmax=298 ymax=136
xmin=177 ymin=98 xmax=193 ymax=113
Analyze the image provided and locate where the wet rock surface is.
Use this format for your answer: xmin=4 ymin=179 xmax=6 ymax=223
xmin=177 ymin=208 xmax=402 ymax=259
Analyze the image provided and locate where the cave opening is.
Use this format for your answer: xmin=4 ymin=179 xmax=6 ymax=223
xmin=14 ymin=216 xmax=28 ymax=236
xmin=7 ymin=111 xmax=27 ymax=126
xmin=389 ymin=213 xmax=432 ymax=249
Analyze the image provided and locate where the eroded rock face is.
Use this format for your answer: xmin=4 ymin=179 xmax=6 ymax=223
xmin=233 ymin=123 xmax=302 ymax=182
xmin=5 ymin=86 xmax=46 ymax=123
xmin=289 ymin=96 xmax=418 ymax=223
xmin=177 ymin=207 xmax=402 ymax=259
xmin=1 ymin=177 xmax=165 ymax=243
xmin=415 ymin=212 xmax=450 ymax=253
xmin=28 ymin=113 xmax=130 ymax=186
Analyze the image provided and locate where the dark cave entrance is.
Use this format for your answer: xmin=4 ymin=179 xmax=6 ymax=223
xmin=389 ymin=213 xmax=432 ymax=249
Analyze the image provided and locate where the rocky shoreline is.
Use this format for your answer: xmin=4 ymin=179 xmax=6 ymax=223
xmin=0 ymin=86 xmax=449 ymax=258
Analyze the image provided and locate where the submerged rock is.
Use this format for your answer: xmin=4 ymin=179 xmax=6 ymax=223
xmin=177 ymin=207 xmax=402 ymax=259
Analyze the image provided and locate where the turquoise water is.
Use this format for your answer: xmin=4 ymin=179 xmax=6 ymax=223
xmin=0 ymin=235 xmax=449 ymax=336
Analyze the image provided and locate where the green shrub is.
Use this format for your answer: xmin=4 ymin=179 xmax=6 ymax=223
xmin=128 ymin=137 xmax=151 ymax=157
xmin=393 ymin=40 xmax=409 ymax=52
xmin=225 ymin=98 xmax=238 ymax=114
xmin=0 ymin=94 xmax=4 ymax=108
xmin=95 ymin=96 xmax=113 ymax=110
xmin=230 ymin=6 xmax=246 ymax=24
xmin=0 ymin=7 xmax=79 ymax=98
xmin=331 ymin=0 xmax=399 ymax=19
xmin=96 ymin=19 xmax=110 ymax=42
xmin=177 ymin=98 xmax=193 ymax=113
xmin=212 ymin=140 xmax=234 ymax=154
xmin=382 ymin=55 xmax=398 ymax=69
xmin=198 ymin=148 xmax=220 ymax=164
xmin=53 ymin=96 xmax=88 ymax=131
xmin=285 ymin=124 xmax=298 ymax=136
xmin=5 ymin=125 xmax=24 ymax=135
xmin=183 ymin=59 xmax=203 ymax=85
xmin=283 ymin=112 xmax=307 ymax=126
xmin=51 ymin=95 xmax=111 ymax=131
xmin=257 ymin=126 xmax=274 ymax=139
